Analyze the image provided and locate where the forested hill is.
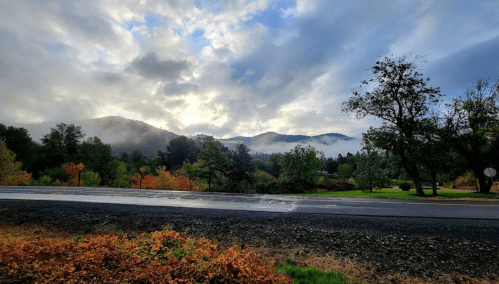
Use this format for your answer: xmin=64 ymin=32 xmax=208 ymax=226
xmin=0 ymin=116 xmax=359 ymax=158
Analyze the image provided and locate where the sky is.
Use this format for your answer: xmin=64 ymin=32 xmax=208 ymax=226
xmin=1 ymin=0 xmax=498 ymax=139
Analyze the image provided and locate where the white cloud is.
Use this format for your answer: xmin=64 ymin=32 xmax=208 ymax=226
xmin=1 ymin=0 xmax=498 ymax=140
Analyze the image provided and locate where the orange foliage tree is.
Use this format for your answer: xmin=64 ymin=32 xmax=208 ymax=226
xmin=155 ymin=166 xmax=177 ymax=190
xmin=62 ymin=162 xmax=84 ymax=186
xmin=133 ymin=173 xmax=157 ymax=189
xmin=176 ymin=174 xmax=191 ymax=191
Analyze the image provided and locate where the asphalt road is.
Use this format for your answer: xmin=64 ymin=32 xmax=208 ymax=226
xmin=1 ymin=186 xmax=499 ymax=220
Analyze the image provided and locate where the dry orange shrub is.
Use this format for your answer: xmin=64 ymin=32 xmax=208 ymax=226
xmin=0 ymin=171 xmax=31 ymax=185
xmin=0 ymin=228 xmax=291 ymax=284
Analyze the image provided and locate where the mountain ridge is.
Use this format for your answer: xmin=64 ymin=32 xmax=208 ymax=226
xmin=0 ymin=116 xmax=360 ymax=157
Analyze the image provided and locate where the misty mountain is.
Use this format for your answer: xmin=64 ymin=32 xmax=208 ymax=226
xmin=1 ymin=116 xmax=361 ymax=158
xmin=0 ymin=116 xmax=179 ymax=158
xmin=219 ymin=132 xmax=354 ymax=146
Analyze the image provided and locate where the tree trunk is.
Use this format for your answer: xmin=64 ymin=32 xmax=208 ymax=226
xmin=208 ymin=172 xmax=212 ymax=192
xmin=399 ymin=154 xmax=425 ymax=196
xmin=431 ymin=169 xmax=438 ymax=196
xmin=414 ymin=181 xmax=424 ymax=196
xmin=478 ymin=173 xmax=492 ymax=193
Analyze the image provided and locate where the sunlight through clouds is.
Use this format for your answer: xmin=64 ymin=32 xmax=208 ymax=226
xmin=0 ymin=0 xmax=498 ymax=139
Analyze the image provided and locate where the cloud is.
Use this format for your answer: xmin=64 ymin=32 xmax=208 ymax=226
xmin=1 ymin=0 xmax=499 ymax=140
xmin=127 ymin=52 xmax=192 ymax=81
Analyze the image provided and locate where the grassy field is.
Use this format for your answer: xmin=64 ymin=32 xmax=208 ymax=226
xmin=292 ymin=188 xmax=499 ymax=200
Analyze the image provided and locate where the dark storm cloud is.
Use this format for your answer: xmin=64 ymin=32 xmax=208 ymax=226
xmin=127 ymin=52 xmax=192 ymax=81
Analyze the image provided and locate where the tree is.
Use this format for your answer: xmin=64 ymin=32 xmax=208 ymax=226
xmin=354 ymin=144 xmax=389 ymax=192
xmin=279 ymin=144 xmax=323 ymax=186
xmin=166 ymin=136 xmax=200 ymax=169
xmin=198 ymin=136 xmax=230 ymax=191
xmin=337 ymin=164 xmax=353 ymax=182
xmin=113 ymin=161 xmax=129 ymax=188
xmin=0 ymin=124 xmax=37 ymax=171
xmin=443 ymin=79 xmax=499 ymax=193
xmin=342 ymin=55 xmax=442 ymax=195
xmin=0 ymin=141 xmax=23 ymax=183
xmin=325 ymin=158 xmax=339 ymax=174
xmin=39 ymin=123 xmax=85 ymax=169
xmin=227 ymin=143 xmax=255 ymax=192
xmin=77 ymin=137 xmax=115 ymax=185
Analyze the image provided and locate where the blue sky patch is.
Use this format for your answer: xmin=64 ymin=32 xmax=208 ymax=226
xmin=245 ymin=1 xmax=295 ymax=28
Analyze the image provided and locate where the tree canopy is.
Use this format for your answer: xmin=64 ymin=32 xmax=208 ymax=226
xmin=342 ymin=55 xmax=442 ymax=195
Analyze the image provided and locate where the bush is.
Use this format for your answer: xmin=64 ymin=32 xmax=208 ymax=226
xmin=455 ymin=171 xmax=478 ymax=190
xmin=0 ymin=229 xmax=291 ymax=284
xmin=396 ymin=180 xmax=413 ymax=191
xmin=317 ymin=179 xmax=355 ymax=191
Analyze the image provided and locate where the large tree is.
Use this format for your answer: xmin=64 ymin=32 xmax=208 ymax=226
xmin=443 ymin=79 xmax=499 ymax=193
xmin=279 ymin=144 xmax=323 ymax=186
xmin=77 ymin=137 xmax=115 ymax=185
xmin=227 ymin=143 xmax=255 ymax=192
xmin=0 ymin=124 xmax=37 ymax=171
xmin=198 ymin=136 xmax=230 ymax=191
xmin=39 ymin=123 xmax=85 ymax=169
xmin=342 ymin=55 xmax=442 ymax=195
xmin=166 ymin=136 xmax=200 ymax=169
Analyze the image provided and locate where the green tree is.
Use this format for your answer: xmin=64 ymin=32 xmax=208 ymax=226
xmin=38 ymin=123 xmax=85 ymax=170
xmin=444 ymin=79 xmax=499 ymax=193
xmin=113 ymin=161 xmax=129 ymax=188
xmin=337 ymin=164 xmax=353 ymax=182
xmin=198 ymin=136 xmax=230 ymax=191
xmin=166 ymin=136 xmax=200 ymax=169
xmin=342 ymin=55 xmax=442 ymax=195
xmin=354 ymin=145 xmax=389 ymax=192
xmin=325 ymin=158 xmax=339 ymax=174
xmin=227 ymin=143 xmax=255 ymax=192
xmin=0 ymin=124 xmax=37 ymax=171
xmin=0 ymin=141 xmax=22 ymax=183
xmin=77 ymin=137 xmax=115 ymax=185
xmin=279 ymin=144 xmax=323 ymax=186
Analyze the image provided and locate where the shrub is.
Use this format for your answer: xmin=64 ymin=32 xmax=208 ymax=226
xmin=454 ymin=171 xmax=478 ymax=190
xmin=82 ymin=170 xmax=100 ymax=187
xmin=396 ymin=180 xmax=413 ymax=191
xmin=0 ymin=228 xmax=291 ymax=284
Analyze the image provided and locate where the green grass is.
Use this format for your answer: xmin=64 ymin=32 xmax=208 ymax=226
xmin=290 ymin=188 xmax=499 ymax=200
xmin=278 ymin=259 xmax=346 ymax=284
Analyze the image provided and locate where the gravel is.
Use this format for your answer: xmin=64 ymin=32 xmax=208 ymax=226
xmin=1 ymin=199 xmax=498 ymax=281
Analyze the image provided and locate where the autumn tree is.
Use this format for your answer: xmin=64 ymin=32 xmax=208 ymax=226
xmin=61 ymin=162 xmax=84 ymax=186
xmin=0 ymin=141 xmax=24 ymax=184
xmin=342 ymin=55 xmax=442 ymax=195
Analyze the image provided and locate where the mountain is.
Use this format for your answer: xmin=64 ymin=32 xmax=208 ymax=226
xmin=217 ymin=132 xmax=360 ymax=157
xmin=0 ymin=116 xmax=179 ymax=158
xmin=1 ymin=116 xmax=361 ymax=158
xmin=219 ymin=132 xmax=354 ymax=146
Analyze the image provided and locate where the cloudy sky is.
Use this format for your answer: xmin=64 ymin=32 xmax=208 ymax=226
xmin=1 ymin=0 xmax=498 ymax=138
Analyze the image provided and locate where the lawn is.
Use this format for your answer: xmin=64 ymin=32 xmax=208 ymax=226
xmin=291 ymin=188 xmax=499 ymax=200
